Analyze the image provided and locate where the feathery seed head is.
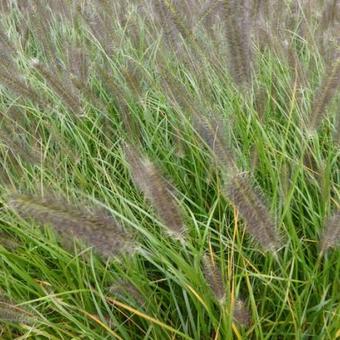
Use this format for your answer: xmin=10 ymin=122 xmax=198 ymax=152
xmin=32 ymin=60 xmax=83 ymax=116
xmin=193 ymin=112 xmax=236 ymax=174
xmin=123 ymin=142 xmax=186 ymax=239
xmin=8 ymin=192 xmax=136 ymax=259
xmin=320 ymin=211 xmax=340 ymax=252
xmin=307 ymin=58 xmax=340 ymax=134
xmin=202 ymin=253 xmax=226 ymax=304
xmin=0 ymin=295 xmax=36 ymax=325
xmin=224 ymin=0 xmax=253 ymax=89
xmin=233 ymin=298 xmax=251 ymax=327
xmin=224 ymin=173 xmax=282 ymax=252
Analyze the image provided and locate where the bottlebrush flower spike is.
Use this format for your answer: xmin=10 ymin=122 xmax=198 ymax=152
xmin=320 ymin=211 xmax=340 ymax=252
xmin=8 ymin=192 xmax=135 ymax=259
xmin=31 ymin=59 xmax=83 ymax=115
xmin=224 ymin=173 xmax=281 ymax=252
xmin=233 ymin=298 xmax=251 ymax=327
xmin=307 ymin=57 xmax=340 ymax=134
xmin=0 ymin=295 xmax=36 ymax=324
xmin=193 ymin=112 xmax=236 ymax=173
xmin=123 ymin=142 xmax=185 ymax=239
xmin=224 ymin=0 xmax=253 ymax=88
xmin=202 ymin=253 xmax=226 ymax=303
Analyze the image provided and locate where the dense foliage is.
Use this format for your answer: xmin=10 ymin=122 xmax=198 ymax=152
xmin=0 ymin=1 xmax=339 ymax=338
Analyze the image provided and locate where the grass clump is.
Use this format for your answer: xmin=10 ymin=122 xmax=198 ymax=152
xmin=0 ymin=0 xmax=339 ymax=338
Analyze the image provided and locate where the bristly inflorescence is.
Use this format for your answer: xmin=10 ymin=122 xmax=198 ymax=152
xmin=193 ymin=112 xmax=237 ymax=173
xmin=0 ymin=113 xmax=42 ymax=166
xmin=307 ymin=57 xmax=340 ymax=134
xmin=0 ymin=0 xmax=338 ymax=336
xmin=31 ymin=59 xmax=83 ymax=116
xmin=202 ymin=253 xmax=251 ymax=326
xmin=224 ymin=0 xmax=253 ymax=89
xmin=153 ymin=0 xmax=185 ymax=51
xmin=194 ymin=113 xmax=280 ymax=252
xmin=29 ymin=1 xmax=58 ymax=68
xmin=233 ymin=298 xmax=251 ymax=327
xmin=8 ymin=192 xmax=136 ymax=259
xmin=320 ymin=211 xmax=340 ymax=252
xmin=123 ymin=142 xmax=186 ymax=240
xmin=67 ymin=45 xmax=89 ymax=85
xmin=0 ymin=63 xmax=44 ymax=107
xmin=224 ymin=173 xmax=281 ymax=252
xmin=0 ymin=23 xmax=16 ymax=56
xmin=0 ymin=294 xmax=36 ymax=325
xmin=202 ymin=253 xmax=226 ymax=304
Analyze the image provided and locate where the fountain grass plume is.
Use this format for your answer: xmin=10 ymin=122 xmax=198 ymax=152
xmin=202 ymin=253 xmax=226 ymax=304
xmin=224 ymin=0 xmax=253 ymax=89
xmin=233 ymin=298 xmax=251 ymax=327
xmin=193 ymin=112 xmax=237 ymax=173
xmin=30 ymin=0 xmax=59 ymax=68
xmin=153 ymin=0 xmax=182 ymax=50
xmin=97 ymin=65 xmax=140 ymax=141
xmin=320 ymin=211 xmax=340 ymax=252
xmin=202 ymin=254 xmax=251 ymax=325
xmin=67 ymin=46 xmax=89 ymax=85
xmin=307 ymin=57 xmax=340 ymax=134
xmin=0 ymin=294 xmax=36 ymax=325
xmin=0 ymin=24 xmax=16 ymax=56
xmin=0 ymin=65 xmax=45 ymax=106
xmin=159 ymin=0 xmax=192 ymax=42
xmin=123 ymin=142 xmax=186 ymax=240
xmin=31 ymin=59 xmax=83 ymax=116
xmin=0 ymin=116 xmax=42 ymax=165
xmin=224 ymin=173 xmax=282 ymax=252
xmin=190 ymin=109 xmax=280 ymax=253
xmin=8 ymin=192 xmax=136 ymax=259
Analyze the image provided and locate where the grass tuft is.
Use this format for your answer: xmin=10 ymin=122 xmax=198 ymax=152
xmin=0 ymin=0 xmax=338 ymax=338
